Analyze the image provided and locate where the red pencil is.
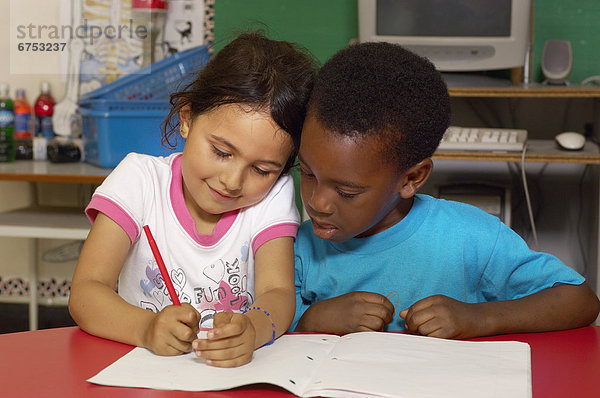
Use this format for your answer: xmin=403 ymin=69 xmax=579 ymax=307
xmin=143 ymin=225 xmax=181 ymax=306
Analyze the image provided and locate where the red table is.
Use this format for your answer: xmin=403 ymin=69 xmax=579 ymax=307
xmin=1 ymin=326 xmax=599 ymax=397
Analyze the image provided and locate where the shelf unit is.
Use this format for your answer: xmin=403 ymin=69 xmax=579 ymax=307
xmin=438 ymin=85 xmax=600 ymax=164
xmin=0 ymin=208 xmax=90 ymax=312
xmin=0 ymin=160 xmax=110 ymax=184
xmin=433 ymin=139 xmax=600 ymax=164
xmin=448 ymin=83 xmax=600 ymax=98
xmin=0 ymin=161 xmax=110 ymax=330
xmin=443 ymin=84 xmax=600 ymax=319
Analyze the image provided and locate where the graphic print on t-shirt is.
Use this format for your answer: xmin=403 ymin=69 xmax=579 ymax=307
xmin=140 ymin=259 xmax=192 ymax=307
xmin=138 ymin=243 xmax=253 ymax=328
xmin=194 ymin=259 xmax=250 ymax=311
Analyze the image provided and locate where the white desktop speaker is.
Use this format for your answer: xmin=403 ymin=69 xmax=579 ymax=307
xmin=541 ymin=40 xmax=572 ymax=85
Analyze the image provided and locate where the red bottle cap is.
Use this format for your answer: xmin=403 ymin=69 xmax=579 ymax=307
xmin=132 ymin=0 xmax=167 ymax=10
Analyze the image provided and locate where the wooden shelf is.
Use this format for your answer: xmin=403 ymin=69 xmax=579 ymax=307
xmin=433 ymin=139 xmax=600 ymax=164
xmin=449 ymin=84 xmax=600 ymax=98
xmin=0 ymin=206 xmax=90 ymax=240
xmin=0 ymin=295 xmax=68 ymax=306
xmin=0 ymin=161 xmax=111 ymax=184
xmin=0 ymin=205 xmax=87 ymax=328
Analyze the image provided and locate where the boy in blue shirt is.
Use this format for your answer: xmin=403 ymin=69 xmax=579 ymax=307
xmin=291 ymin=41 xmax=600 ymax=338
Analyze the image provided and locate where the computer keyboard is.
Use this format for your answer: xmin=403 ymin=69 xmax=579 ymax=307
xmin=438 ymin=126 xmax=528 ymax=152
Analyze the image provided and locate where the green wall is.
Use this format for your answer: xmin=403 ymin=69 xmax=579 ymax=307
xmin=533 ymin=0 xmax=600 ymax=83
xmin=213 ymin=0 xmax=357 ymax=65
xmin=214 ymin=0 xmax=600 ymax=84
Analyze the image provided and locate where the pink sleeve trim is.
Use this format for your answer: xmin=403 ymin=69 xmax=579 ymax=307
xmin=251 ymin=222 xmax=299 ymax=255
xmin=85 ymin=195 xmax=139 ymax=245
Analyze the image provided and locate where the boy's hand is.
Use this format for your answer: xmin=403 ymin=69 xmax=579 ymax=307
xmin=192 ymin=312 xmax=256 ymax=368
xmin=143 ymin=303 xmax=201 ymax=356
xmin=296 ymin=291 xmax=395 ymax=335
xmin=399 ymin=295 xmax=483 ymax=339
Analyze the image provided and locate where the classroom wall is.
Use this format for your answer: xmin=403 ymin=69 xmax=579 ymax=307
xmin=0 ymin=1 xmax=66 ymax=105
xmin=533 ymin=0 xmax=600 ymax=83
xmin=0 ymin=0 xmax=74 ymax=289
xmin=212 ymin=0 xmax=600 ymax=277
xmin=213 ymin=0 xmax=357 ymax=65
xmin=213 ymin=0 xmax=600 ymax=84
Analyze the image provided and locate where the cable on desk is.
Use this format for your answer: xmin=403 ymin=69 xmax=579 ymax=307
xmin=520 ymin=144 xmax=539 ymax=250
xmin=577 ymin=164 xmax=590 ymax=275
xmin=507 ymin=160 xmax=546 ymax=244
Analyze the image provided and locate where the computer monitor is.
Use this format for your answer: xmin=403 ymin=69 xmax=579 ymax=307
xmin=358 ymin=0 xmax=532 ymax=72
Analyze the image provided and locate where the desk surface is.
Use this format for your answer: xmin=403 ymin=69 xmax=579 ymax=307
xmin=433 ymin=139 xmax=600 ymax=164
xmin=1 ymin=326 xmax=599 ymax=397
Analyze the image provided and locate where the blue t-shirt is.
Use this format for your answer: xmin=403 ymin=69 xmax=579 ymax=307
xmin=291 ymin=194 xmax=584 ymax=331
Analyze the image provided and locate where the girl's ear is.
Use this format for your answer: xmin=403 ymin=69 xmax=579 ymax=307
xmin=179 ymin=105 xmax=192 ymax=139
xmin=397 ymin=158 xmax=433 ymax=199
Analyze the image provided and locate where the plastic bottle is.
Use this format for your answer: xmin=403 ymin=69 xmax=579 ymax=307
xmin=34 ymin=81 xmax=55 ymax=139
xmin=0 ymin=83 xmax=15 ymax=163
xmin=14 ymin=89 xmax=33 ymax=160
xmin=132 ymin=0 xmax=168 ymax=68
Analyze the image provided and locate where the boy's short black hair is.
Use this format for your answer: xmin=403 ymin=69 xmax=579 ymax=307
xmin=308 ymin=41 xmax=451 ymax=171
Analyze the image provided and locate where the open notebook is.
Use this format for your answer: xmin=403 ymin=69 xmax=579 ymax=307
xmin=88 ymin=332 xmax=531 ymax=398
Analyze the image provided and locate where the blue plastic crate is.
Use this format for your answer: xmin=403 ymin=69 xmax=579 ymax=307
xmin=79 ymin=100 xmax=183 ymax=168
xmin=80 ymin=44 xmax=210 ymax=102
xmin=77 ymin=45 xmax=210 ymax=168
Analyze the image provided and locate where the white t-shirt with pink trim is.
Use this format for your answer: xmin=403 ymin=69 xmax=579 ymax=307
xmin=86 ymin=152 xmax=300 ymax=328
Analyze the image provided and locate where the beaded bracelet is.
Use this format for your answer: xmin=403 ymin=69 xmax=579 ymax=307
xmin=242 ymin=306 xmax=276 ymax=346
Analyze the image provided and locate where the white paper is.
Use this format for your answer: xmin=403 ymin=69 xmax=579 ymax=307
xmin=88 ymin=332 xmax=531 ymax=398
xmin=304 ymin=333 xmax=531 ymax=398
xmin=88 ymin=334 xmax=339 ymax=395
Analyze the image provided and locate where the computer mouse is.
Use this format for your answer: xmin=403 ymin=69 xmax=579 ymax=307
xmin=555 ymin=131 xmax=586 ymax=151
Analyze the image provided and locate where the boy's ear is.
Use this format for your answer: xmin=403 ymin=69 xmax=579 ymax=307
xmin=397 ymin=158 xmax=433 ymax=199
xmin=179 ymin=105 xmax=192 ymax=139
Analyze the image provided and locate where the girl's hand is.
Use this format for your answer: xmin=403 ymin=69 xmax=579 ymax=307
xmin=192 ymin=312 xmax=256 ymax=368
xmin=143 ymin=303 xmax=201 ymax=356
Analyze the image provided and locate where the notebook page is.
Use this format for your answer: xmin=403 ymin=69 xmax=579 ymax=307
xmin=88 ymin=334 xmax=338 ymax=394
xmin=303 ymin=332 xmax=531 ymax=398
